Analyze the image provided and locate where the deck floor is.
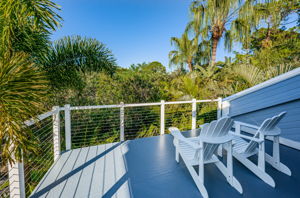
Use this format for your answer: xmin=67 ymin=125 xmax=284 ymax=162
xmin=30 ymin=133 xmax=300 ymax=198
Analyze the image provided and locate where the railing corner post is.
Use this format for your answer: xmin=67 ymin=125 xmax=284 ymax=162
xmin=217 ymin=97 xmax=223 ymax=119
xmin=8 ymin=153 xmax=25 ymax=198
xmin=64 ymin=104 xmax=71 ymax=150
xmin=160 ymin=100 xmax=165 ymax=135
xmin=192 ymin=99 xmax=197 ymax=133
xmin=120 ymin=102 xmax=125 ymax=141
xmin=52 ymin=106 xmax=61 ymax=161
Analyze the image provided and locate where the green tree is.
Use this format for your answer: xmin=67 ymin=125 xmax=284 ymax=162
xmin=0 ymin=53 xmax=49 ymax=163
xmin=169 ymin=32 xmax=198 ymax=71
xmin=0 ymin=0 xmax=61 ymax=163
xmin=97 ymin=62 xmax=168 ymax=104
xmin=41 ymin=35 xmax=117 ymax=105
xmin=0 ymin=0 xmax=61 ymax=56
xmin=188 ymin=0 xmax=253 ymax=65
xmin=246 ymin=0 xmax=299 ymax=48
xmin=235 ymin=27 xmax=300 ymax=69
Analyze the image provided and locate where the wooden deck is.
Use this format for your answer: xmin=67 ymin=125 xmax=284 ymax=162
xmin=30 ymin=142 xmax=130 ymax=198
xmin=30 ymin=133 xmax=300 ymax=198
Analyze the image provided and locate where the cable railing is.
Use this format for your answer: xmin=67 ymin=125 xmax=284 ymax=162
xmin=70 ymin=108 xmax=120 ymax=148
xmin=2 ymin=98 xmax=221 ymax=198
xmin=24 ymin=117 xmax=54 ymax=197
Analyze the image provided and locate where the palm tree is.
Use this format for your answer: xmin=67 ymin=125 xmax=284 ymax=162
xmin=0 ymin=53 xmax=49 ymax=163
xmin=41 ymin=35 xmax=117 ymax=90
xmin=188 ymin=0 xmax=252 ymax=65
xmin=169 ymin=32 xmax=198 ymax=71
xmin=246 ymin=0 xmax=299 ymax=48
xmin=0 ymin=0 xmax=61 ymax=163
xmin=0 ymin=0 xmax=62 ymax=55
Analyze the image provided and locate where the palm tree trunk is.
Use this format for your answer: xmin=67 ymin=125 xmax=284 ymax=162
xmin=187 ymin=60 xmax=193 ymax=72
xmin=211 ymin=37 xmax=219 ymax=66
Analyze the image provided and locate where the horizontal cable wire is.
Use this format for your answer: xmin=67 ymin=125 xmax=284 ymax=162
xmin=70 ymin=108 xmax=120 ymax=148
xmin=24 ymin=117 xmax=54 ymax=197
xmin=69 ymin=101 xmax=218 ymax=146
xmin=165 ymin=103 xmax=193 ymax=132
xmin=124 ymin=105 xmax=161 ymax=139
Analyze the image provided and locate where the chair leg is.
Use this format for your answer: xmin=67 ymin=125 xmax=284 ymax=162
xmin=227 ymin=142 xmax=233 ymax=184
xmin=234 ymin=153 xmax=275 ymax=187
xmin=263 ymin=136 xmax=291 ymax=176
xmin=217 ymin=144 xmax=223 ymax=157
xmin=181 ymin=154 xmax=208 ymax=198
xmin=258 ymin=142 xmax=265 ymax=172
xmin=175 ymin=147 xmax=179 ymax=163
xmin=214 ymin=146 xmax=243 ymax=194
xmin=265 ymin=152 xmax=292 ymax=176
xmin=273 ymin=136 xmax=280 ymax=165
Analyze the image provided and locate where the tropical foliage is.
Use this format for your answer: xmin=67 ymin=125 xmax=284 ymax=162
xmin=0 ymin=53 xmax=48 ymax=163
xmin=169 ymin=33 xmax=199 ymax=71
xmin=0 ymin=0 xmax=299 ymax=168
xmin=0 ymin=0 xmax=298 ymax=195
xmin=0 ymin=0 xmax=61 ymax=56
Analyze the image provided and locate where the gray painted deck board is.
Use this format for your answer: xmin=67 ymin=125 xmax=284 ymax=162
xmin=103 ymin=143 xmax=116 ymax=198
xmin=114 ymin=142 xmax=130 ymax=198
xmin=31 ymin=134 xmax=300 ymax=198
xmin=74 ymin=145 xmax=98 ymax=198
xmin=59 ymin=147 xmax=90 ymax=198
xmin=31 ymin=150 xmax=72 ymax=197
xmin=89 ymin=144 xmax=106 ymax=197
xmin=45 ymin=148 xmax=81 ymax=198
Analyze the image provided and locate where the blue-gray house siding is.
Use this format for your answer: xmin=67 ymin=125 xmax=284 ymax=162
xmin=224 ymin=73 xmax=300 ymax=144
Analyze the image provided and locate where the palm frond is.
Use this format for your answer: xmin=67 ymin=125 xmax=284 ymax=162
xmin=0 ymin=52 xmax=49 ymax=164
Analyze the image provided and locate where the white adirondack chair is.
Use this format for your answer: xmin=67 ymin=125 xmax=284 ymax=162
xmin=169 ymin=117 xmax=243 ymax=198
xmin=229 ymin=111 xmax=291 ymax=188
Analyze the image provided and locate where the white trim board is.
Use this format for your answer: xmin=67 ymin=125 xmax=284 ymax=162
xmin=224 ymin=67 xmax=300 ymax=102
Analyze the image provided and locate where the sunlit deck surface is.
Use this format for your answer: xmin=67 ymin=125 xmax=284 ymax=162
xmin=30 ymin=132 xmax=300 ymax=198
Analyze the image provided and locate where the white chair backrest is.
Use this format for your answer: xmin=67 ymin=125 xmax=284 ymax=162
xmin=244 ymin=112 xmax=286 ymax=154
xmin=200 ymin=117 xmax=234 ymax=161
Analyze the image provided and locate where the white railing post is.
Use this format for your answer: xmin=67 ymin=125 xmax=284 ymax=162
xmin=8 ymin=152 xmax=25 ymax=198
xmin=64 ymin=104 xmax=71 ymax=150
xmin=52 ymin=106 xmax=61 ymax=161
xmin=120 ymin=102 xmax=125 ymax=141
xmin=160 ymin=100 xmax=165 ymax=135
xmin=221 ymin=100 xmax=230 ymax=117
xmin=192 ymin=99 xmax=197 ymax=133
xmin=217 ymin=97 xmax=223 ymax=119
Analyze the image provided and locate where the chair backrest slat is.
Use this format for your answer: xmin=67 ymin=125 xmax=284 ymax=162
xmin=199 ymin=117 xmax=234 ymax=161
xmin=244 ymin=112 xmax=286 ymax=154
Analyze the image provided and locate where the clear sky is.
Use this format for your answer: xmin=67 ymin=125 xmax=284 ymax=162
xmin=51 ymin=0 xmax=234 ymax=68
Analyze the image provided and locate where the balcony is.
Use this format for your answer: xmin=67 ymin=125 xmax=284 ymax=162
xmin=1 ymin=91 xmax=300 ymax=198
xmin=29 ymin=132 xmax=300 ymax=198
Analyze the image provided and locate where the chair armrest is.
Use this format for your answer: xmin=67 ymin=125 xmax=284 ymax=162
xmin=234 ymin=121 xmax=259 ymax=130
xmin=169 ymin=127 xmax=202 ymax=150
xmin=199 ymin=123 xmax=209 ymax=129
xmin=229 ymin=131 xmax=264 ymax=143
xmin=201 ymin=134 xmax=233 ymax=144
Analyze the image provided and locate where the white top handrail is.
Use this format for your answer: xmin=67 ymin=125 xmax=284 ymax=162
xmin=66 ymin=99 xmax=218 ymax=110
xmin=69 ymin=104 xmax=121 ymax=110
xmin=24 ymin=109 xmax=58 ymax=127
xmin=125 ymin=102 xmax=162 ymax=107
xmin=23 ymin=99 xmax=219 ymax=126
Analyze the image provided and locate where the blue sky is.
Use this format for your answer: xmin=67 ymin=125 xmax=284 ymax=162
xmin=51 ymin=0 xmax=235 ymax=68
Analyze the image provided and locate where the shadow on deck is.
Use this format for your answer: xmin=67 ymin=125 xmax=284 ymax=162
xmin=30 ymin=132 xmax=300 ymax=198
